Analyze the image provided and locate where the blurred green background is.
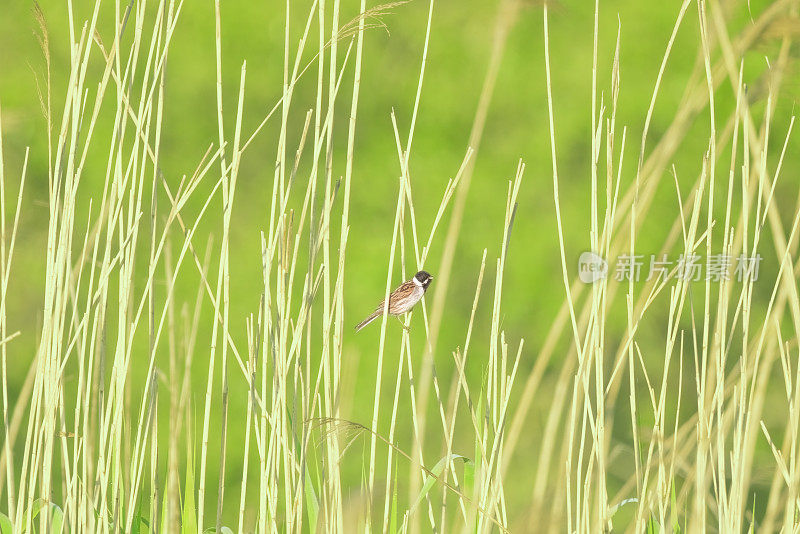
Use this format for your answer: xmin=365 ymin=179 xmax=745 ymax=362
xmin=1 ymin=0 xmax=799 ymax=528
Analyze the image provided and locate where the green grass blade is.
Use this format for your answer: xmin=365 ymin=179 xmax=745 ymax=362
xmin=409 ymin=454 xmax=467 ymax=514
xmin=50 ymin=503 xmax=64 ymax=534
xmin=183 ymin=448 xmax=198 ymax=534
xmin=131 ymin=495 xmax=145 ymax=534
xmin=304 ymin=468 xmax=319 ymax=532
xmin=160 ymin=486 xmax=170 ymax=534
xmin=389 ymin=457 xmax=399 ymax=534
xmin=21 ymin=498 xmax=46 ymax=531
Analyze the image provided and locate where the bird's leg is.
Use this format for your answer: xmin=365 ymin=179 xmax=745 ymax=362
xmin=395 ymin=315 xmax=411 ymax=332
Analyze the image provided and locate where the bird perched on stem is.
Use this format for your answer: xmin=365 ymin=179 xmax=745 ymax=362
xmin=355 ymin=271 xmax=433 ymax=332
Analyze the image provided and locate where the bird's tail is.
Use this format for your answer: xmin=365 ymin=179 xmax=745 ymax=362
xmin=355 ymin=310 xmax=381 ymax=332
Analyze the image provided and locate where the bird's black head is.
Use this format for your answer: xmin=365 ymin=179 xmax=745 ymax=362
xmin=414 ymin=270 xmax=433 ymax=291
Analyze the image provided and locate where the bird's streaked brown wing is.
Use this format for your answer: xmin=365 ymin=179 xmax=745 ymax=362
xmin=355 ymin=279 xmax=416 ymax=331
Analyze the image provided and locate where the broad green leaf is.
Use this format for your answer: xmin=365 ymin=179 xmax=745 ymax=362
xmin=608 ymin=496 xmax=638 ymax=532
xmin=20 ymin=498 xmax=47 ymax=530
xmin=16 ymin=499 xmax=65 ymax=533
xmin=463 ymin=458 xmax=475 ymax=497
xmin=608 ymin=497 xmax=638 ymax=518
xmin=50 ymin=503 xmax=64 ymax=534
xmin=0 ymin=512 xmax=12 ymax=534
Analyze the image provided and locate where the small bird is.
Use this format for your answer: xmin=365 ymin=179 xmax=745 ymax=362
xmin=355 ymin=270 xmax=434 ymax=332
